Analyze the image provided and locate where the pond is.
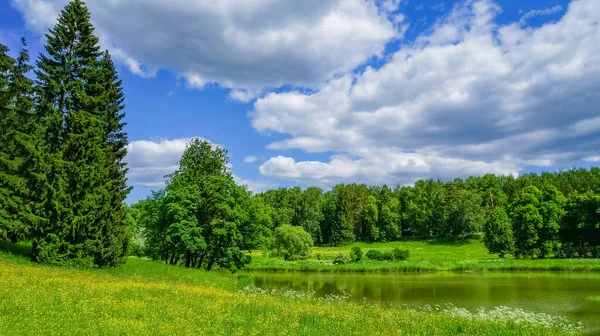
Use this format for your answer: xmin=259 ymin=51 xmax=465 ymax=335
xmin=248 ymin=271 xmax=600 ymax=334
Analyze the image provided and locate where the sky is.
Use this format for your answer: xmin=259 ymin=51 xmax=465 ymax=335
xmin=1 ymin=0 xmax=599 ymax=203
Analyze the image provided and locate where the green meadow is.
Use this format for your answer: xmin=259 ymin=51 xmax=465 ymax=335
xmin=246 ymin=238 xmax=600 ymax=273
xmin=0 ymin=246 xmax=584 ymax=336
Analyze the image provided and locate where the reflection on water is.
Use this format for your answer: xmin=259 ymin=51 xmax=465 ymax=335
xmin=249 ymin=272 xmax=600 ymax=334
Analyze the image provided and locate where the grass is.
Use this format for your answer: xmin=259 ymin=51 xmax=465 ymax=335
xmin=246 ymin=239 xmax=600 ymax=273
xmin=0 ymin=248 xmax=583 ymax=335
xmin=587 ymin=296 xmax=600 ymax=303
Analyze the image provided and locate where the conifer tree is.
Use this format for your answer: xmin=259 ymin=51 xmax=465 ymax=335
xmin=0 ymin=43 xmax=15 ymax=241
xmin=0 ymin=39 xmax=40 ymax=243
xmin=32 ymin=0 xmax=128 ymax=266
xmin=93 ymin=51 xmax=131 ymax=266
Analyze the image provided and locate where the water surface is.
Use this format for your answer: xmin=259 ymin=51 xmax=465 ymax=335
xmin=249 ymin=271 xmax=600 ymax=334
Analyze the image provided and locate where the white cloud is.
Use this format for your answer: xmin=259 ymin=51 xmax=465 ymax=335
xmin=125 ymin=137 xmax=270 ymax=193
xmin=519 ymin=5 xmax=563 ymax=25
xmin=125 ymin=138 xmax=199 ymax=188
xmin=253 ymin=0 xmax=600 ymax=186
xmin=243 ymin=155 xmax=258 ymax=163
xmin=13 ymin=0 xmax=402 ymax=97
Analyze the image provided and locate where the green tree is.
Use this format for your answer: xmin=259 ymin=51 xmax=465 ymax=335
xmin=511 ymin=186 xmax=543 ymax=258
xmin=150 ymin=139 xmax=251 ymax=272
xmin=292 ymin=187 xmax=323 ymax=243
xmin=329 ymin=185 xmax=357 ymax=246
xmin=271 ymin=224 xmax=313 ymax=261
xmin=32 ymin=0 xmax=128 ymax=267
xmin=362 ymin=195 xmax=379 ymax=241
xmin=560 ymin=191 xmax=600 ymax=247
xmin=0 ymin=40 xmax=38 ymax=243
xmin=537 ymin=185 xmax=566 ymax=257
xmin=241 ymin=195 xmax=274 ymax=250
xmin=483 ymin=207 xmax=514 ymax=258
xmin=378 ymin=197 xmax=400 ymax=242
xmin=94 ymin=50 xmax=132 ymax=266
xmin=444 ymin=188 xmax=484 ymax=237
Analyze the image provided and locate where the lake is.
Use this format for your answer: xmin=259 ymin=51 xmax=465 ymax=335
xmin=248 ymin=271 xmax=600 ymax=334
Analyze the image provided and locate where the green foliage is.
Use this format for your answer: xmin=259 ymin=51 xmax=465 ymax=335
xmin=444 ymin=187 xmax=484 ymax=237
xmin=365 ymin=249 xmax=383 ymax=261
xmin=377 ymin=187 xmax=401 ymax=242
xmin=560 ymin=191 xmax=600 ymax=247
xmin=292 ymin=187 xmax=324 ymax=243
xmin=0 ymin=39 xmax=38 ymax=243
xmin=511 ymin=186 xmax=544 ymax=258
xmin=272 ymin=224 xmax=313 ymax=261
xmin=25 ymin=0 xmax=130 ymax=267
xmin=362 ymin=195 xmax=379 ymax=241
xmin=139 ymin=139 xmax=251 ymax=272
xmin=349 ymin=246 xmax=363 ymax=262
xmin=392 ymin=247 xmax=410 ymax=260
xmin=332 ymin=253 xmax=349 ymax=265
xmin=483 ymin=207 xmax=514 ymax=258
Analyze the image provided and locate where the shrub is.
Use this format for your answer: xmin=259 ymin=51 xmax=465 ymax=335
xmin=393 ymin=247 xmax=410 ymax=260
xmin=349 ymin=247 xmax=363 ymax=262
xmin=271 ymin=225 xmax=314 ymax=261
xmin=315 ymin=253 xmax=322 ymax=260
xmin=366 ymin=249 xmax=383 ymax=261
xmin=333 ymin=253 xmax=349 ymax=265
xmin=382 ymin=250 xmax=395 ymax=261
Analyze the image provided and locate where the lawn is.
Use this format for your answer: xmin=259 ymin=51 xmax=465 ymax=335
xmin=245 ymin=239 xmax=600 ymax=273
xmin=0 ymin=247 xmax=583 ymax=335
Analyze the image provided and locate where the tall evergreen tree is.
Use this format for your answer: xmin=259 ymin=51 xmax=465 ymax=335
xmin=0 ymin=39 xmax=40 ymax=243
xmin=93 ymin=50 xmax=131 ymax=266
xmin=0 ymin=43 xmax=15 ymax=241
xmin=32 ymin=0 xmax=127 ymax=266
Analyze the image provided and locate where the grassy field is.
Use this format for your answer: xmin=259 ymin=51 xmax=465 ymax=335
xmin=0 ymin=247 xmax=583 ymax=336
xmin=246 ymin=239 xmax=600 ymax=273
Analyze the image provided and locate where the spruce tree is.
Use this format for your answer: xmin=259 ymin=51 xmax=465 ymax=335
xmin=32 ymin=0 xmax=127 ymax=266
xmin=0 ymin=39 xmax=40 ymax=243
xmin=94 ymin=51 xmax=131 ymax=266
xmin=0 ymin=43 xmax=15 ymax=241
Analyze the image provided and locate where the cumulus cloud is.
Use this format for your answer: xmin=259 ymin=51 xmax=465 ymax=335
xmin=125 ymin=138 xmax=198 ymax=188
xmin=125 ymin=137 xmax=270 ymax=193
xmin=253 ymin=0 xmax=600 ymax=186
xmin=243 ymin=155 xmax=258 ymax=163
xmin=12 ymin=0 xmax=402 ymax=96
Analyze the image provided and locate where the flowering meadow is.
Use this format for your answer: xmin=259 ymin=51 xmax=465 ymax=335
xmin=0 ymin=252 xmax=582 ymax=335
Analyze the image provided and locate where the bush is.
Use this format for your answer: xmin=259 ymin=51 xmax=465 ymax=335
xmin=271 ymin=225 xmax=314 ymax=261
xmin=315 ymin=253 xmax=322 ymax=260
xmin=382 ymin=250 xmax=395 ymax=261
xmin=366 ymin=249 xmax=383 ymax=260
xmin=349 ymin=247 xmax=363 ymax=262
xmin=333 ymin=253 xmax=349 ymax=265
xmin=393 ymin=248 xmax=410 ymax=260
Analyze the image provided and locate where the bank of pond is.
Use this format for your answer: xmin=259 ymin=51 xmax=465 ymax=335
xmin=245 ymin=239 xmax=600 ymax=273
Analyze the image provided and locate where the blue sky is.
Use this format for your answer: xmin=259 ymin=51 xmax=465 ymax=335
xmin=1 ymin=0 xmax=598 ymax=203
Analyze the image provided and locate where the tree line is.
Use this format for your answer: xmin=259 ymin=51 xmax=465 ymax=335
xmin=0 ymin=0 xmax=130 ymax=267
xmin=252 ymin=169 xmax=600 ymax=259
